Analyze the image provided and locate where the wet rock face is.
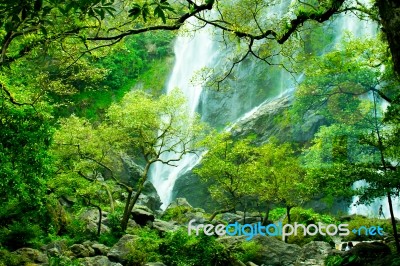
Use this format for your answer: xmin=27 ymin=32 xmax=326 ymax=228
xmin=170 ymin=170 xmax=216 ymax=211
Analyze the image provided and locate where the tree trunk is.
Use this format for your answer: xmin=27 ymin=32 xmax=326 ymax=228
xmin=102 ymin=183 xmax=114 ymax=213
xmin=372 ymin=91 xmax=400 ymax=253
xmin=121 ymin=190 xmax=133 ymax=231
xmin=387 ymin=192 xmax=400 ymax=253
xmin=95 ymin=204 xmax=102 ymax=237
xmin=286 ymin=206 xmax=292 ymax=225
xmin=209 ymin=207 xmax=235 ymax=222
xmin=121 ymin=162 xmax=151 ymax=231
xmin=285 ymin=206 xmax=292 ymax=243
xmin=377 ymin=0 xmax=400 ymax=77
xmin=262 ymin=205 xmax=270 ymax=226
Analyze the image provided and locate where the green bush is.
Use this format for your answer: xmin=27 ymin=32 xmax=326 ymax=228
xmin=0 ymin=221 xmax=45 ymax=250
xmin=107 ymin=210 xmax=124 ymax=236
xmin=0 ymin=249 xmax=24 ymax=266
xmin=64 ymin=218 xmax=91 ymax=244
xmin=159 ymin=229 xmax=230 ymax=266
xmin=269 ymin=208 xmax=286 ymax=222
xmin=125 ymin=227 xmax=162 ymax=266
xmin=97 ymin=232 xmax=120 ymax=247
xmin=290 ymin=207 xmax=336 ymax=225
xmin=325 ymin=255 xmax=344 ymax=266
xmin=161 ymin=206 xmax=193 ymax=223
xmin=234 ymin=241 xmax=263 ymax=263
xmin=342 ymin=216 xmax=391 ymax=241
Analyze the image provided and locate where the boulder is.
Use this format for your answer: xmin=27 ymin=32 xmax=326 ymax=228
xmin=92 ymin=243 xmax=110 ymax=256
xmin=167 ymin=198 xmax=193 ymax=209
xmin=295 ymin=241 xmax=332 ymax=266
xmin=79 ymin=208 xmax=110 ymax=235
xmin=171 ymin=171 xmax=217 ymax=212
xmin=78 ymin=255 xmax=123 ymax=266
xmin=145 ymin=263 xmax=167 ymax=266
xmin=152 ymin=219 xmax=178 ymax=233
xmin=184 ymin=211 xmax=206 ymax=224
xmin=340 ymin=241 xmax=391 ymax=265
xmin=42 ymin=239 xmax=69 ymax=256
xmin=251 ymin=236 xmax=302 ymax=266
xmin=137 ymin=191 xmax=162 ymax=213
xmin=70 ymin=243 xmax=95 ymax=258
xmin=219 ymin=235 xmax=302 ymax=266
xmin=107 ymin=234 xmax=138 ymax=264
xmin=131 ymin=207 xmax=155 ymax=226
xmin=221 ymin=212 xmax=242 ymax=223
xmin=13 ymin=248 xmax=48 ymax=264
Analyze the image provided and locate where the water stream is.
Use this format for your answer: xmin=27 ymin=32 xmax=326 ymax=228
xmin=149 ymin=0 xmax=396 ymax=215
xmin=149 ymin=19 xmax=218 ymax=209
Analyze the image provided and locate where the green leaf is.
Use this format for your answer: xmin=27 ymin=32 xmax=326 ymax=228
xmin=142 ymin=3 xmax=150 ymax=22
xmin=95 ymin=7 xmax=105 ymax=19
xmin=128 ymin=4 xmax=141 ymax=20
xmin=154 ymin=6 xmax=166 ymax=23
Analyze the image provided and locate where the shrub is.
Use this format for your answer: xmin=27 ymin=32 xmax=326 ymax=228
xmin=234 ymin=241 xmax=263 ymax=263
xmin=342 ymin=216 xmax=391 ymax=241
xmin=269 ymin=208 xmax=286 ymax=222
xmin=159 ymin=229 xmax=230 ymax=266
xmin=0 ymin=221 xmax=45 ymax=250
xmin=125 ymin=227 xmax=162 ymax=265
xmin=325 ymin=255 xmax=344 ymax=266
xmin=0 ymin=249 xmax=24 ymax=266
xmin=289 ymin=207 xmax=336 ymax=225
xmin=161 ymin=206 xmax=192 ymax=223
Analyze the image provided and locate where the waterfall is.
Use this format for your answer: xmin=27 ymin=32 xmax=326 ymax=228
xmin=149 ymin=0 xmax=392 ymax=215
xmin=149 ymin=18 xmax=218 ymax=209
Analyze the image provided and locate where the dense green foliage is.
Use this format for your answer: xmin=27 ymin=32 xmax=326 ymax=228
xmin=1 ymin=0 xmax=400 ymax=264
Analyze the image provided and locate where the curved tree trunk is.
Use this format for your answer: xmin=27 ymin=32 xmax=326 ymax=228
xmin=377 ymin=0 xmax=400 ymax=77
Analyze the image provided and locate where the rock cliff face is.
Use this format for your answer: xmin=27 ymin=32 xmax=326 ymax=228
xmin=173 ymin=92 xmax=327 ymax=211
xmin=172 ymin=92 xmax=351 ymax=214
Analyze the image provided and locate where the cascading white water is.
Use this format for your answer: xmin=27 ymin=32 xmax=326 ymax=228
xmin=149 ymin=18 xmax=218 ymax=209
xmin=150 ymin=0 xmax=394 ymax=215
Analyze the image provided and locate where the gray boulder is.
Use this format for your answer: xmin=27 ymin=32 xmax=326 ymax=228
xmin=152 ymin=219 xmax=178 ymax=233
xmin=118 ymin=156 xmax=162 ymax=211
xmin=42 ymin=239 xmax=69 ymax=256
xmin=78 ymin=255 xmax=123 ymax=266
xmin=218 ymin=236 xmax=301 ymax=266
xmin=167 ymin=198 xmax=193 ymax=209
xmin=70 ymin=243 xmax=95 ymax=258
xmin=13 ymin=248 xmax=48 ymax=264
xmin=221 ymin=212 xmax=242 ymax=223
xmin=91 ymin=243 xmax=110 ymax=256
xmin=79 ymin=208 xmax=110 ymax=235
xmin=295 ymin=241 xmax=332 ymax=266
xmin=107 ymin=234 xmax=138 ymax=264
xmin=251 ymin=235 xmax=301 ymax=266
xmin=131 ymin=206 xmax=155 ymax=226
xmin=145 ymin=263 xmax=167 ymax=266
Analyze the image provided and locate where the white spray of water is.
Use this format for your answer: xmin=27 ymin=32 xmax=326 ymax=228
xmin=149 ymin=19 xmax=218 ymax=209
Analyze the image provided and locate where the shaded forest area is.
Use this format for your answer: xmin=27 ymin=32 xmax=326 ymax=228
xmin=1 ymin=0 xmax=400 ymax=265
